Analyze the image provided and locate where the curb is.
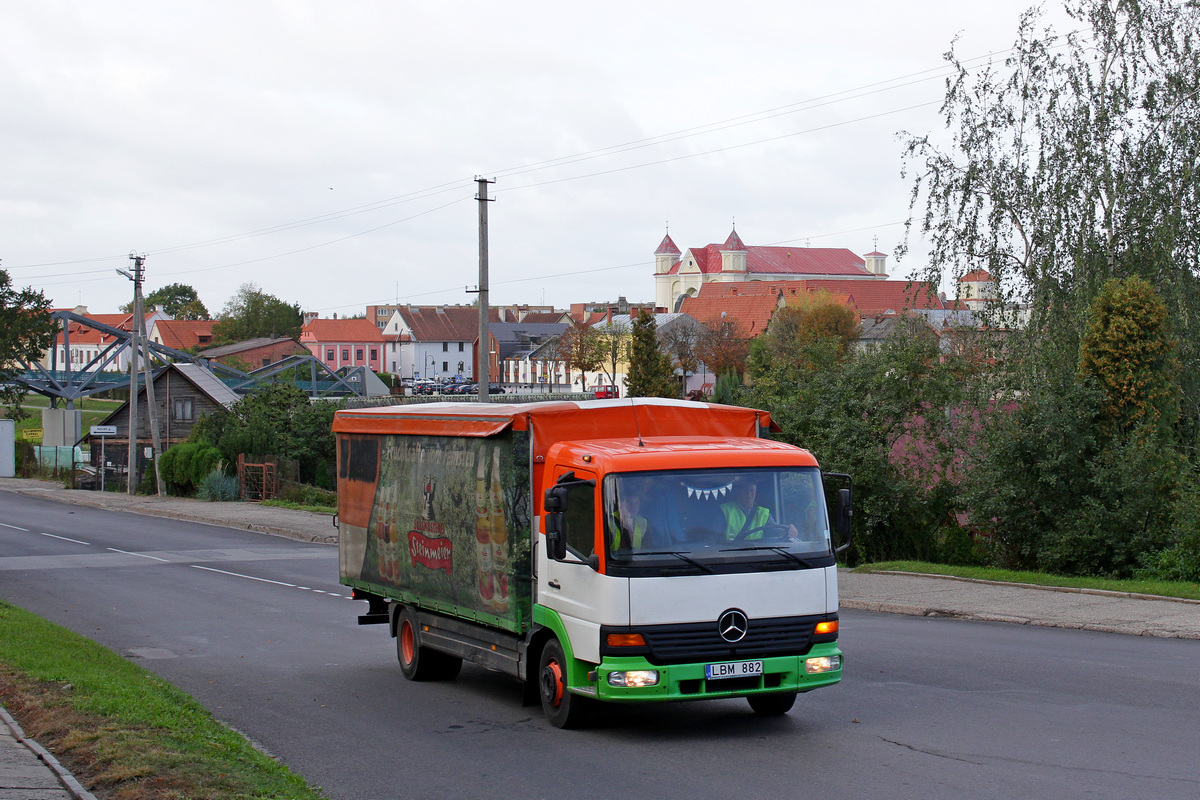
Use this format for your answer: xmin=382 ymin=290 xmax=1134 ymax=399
xmin=861 ymin=569 xmax=1200 ymax=606
xmin=837 ymin=598 xmax=1200 ymax=639
xmin=0 ymin=705 xmax=97 ymax=800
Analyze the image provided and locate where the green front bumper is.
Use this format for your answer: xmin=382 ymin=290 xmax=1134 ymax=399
xmin=584 ymin=642 xmax=842 ymax=703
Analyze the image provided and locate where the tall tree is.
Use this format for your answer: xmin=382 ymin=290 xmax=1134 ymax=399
xmin=0 ymin=269 xmax=55 ymax=420
xmin=659 ymin=318 xmax=702 ymax=386
xmin=123 ymin=283 xmax=210 ymax=320
xmin=750 ymin=292 xmax=860 ymax=383
xmin=555 ymin=321 xmax=605 ymax=388
xmin=902 ymin=0 xmax=1200 ymax=443
xmin=695 ymin=319 xmax=750 ymax=380
xmin=591 ymin=320 xmax=630 ymax=389
xmin=212 ymin=283 xmax=303 ymax=345
xmin=900 ymin=0 xmax=1200 ymax=576
xmin=626 ymin=311 xmax=678 ymax=398
xmin=1079 ymin=275 xmax=1179 ymax=438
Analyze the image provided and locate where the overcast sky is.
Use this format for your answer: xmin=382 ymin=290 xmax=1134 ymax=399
xmin=2 ymin=1 xmax=1071 ymax=318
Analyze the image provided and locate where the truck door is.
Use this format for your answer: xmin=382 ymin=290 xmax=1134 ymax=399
xmin=543 ymin=467 xmax=626 ymax=663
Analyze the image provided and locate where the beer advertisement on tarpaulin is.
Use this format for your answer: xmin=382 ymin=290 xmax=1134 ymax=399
xmin=360 ymin=432 xmax=530 ymax=629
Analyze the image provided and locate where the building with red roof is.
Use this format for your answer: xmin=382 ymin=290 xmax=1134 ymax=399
xmin=654 ymin=228 xmax=890 ymax=311
xmin=957 ymin=270 xmax=998 ymax=311
xmin=379 ymin=305 xmax=500 ymax=381
xmin=300 ymin=317 xmax=385 ymax=374
xmin=149 ymin=319 xmax=216 ymax=352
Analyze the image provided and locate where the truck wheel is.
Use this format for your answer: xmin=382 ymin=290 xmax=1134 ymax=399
xmin=396 ymin=608 xmax=462 ymax=681
xmin=538 ymin=639 xmax=590 ymax=729
xmin=747 ymin=691 xmax=797 ymax=716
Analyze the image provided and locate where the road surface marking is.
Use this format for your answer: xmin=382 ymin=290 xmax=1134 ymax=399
xmin=190 ymin=565 xmax=352 ymax=598
xmin=41 ymin=532 xmax=91 ymax=545
xmin=0 ymin=522 xmax=30 ymax=531
xmin=190 ymin=565 xmax=298 ymax=587
xmin=107 ymin=547 xmax=170 ymax=562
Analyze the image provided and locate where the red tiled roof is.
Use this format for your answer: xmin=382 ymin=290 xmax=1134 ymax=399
xmin=518 ymin=312 xmax=571 ymax=324
xmin=154 ymin=320 xmax=216 ymax=350
xmin=959 ymin=269 xmax=995 ymax=282
xmin=396 ymin=307 xmax=494 ymax=342
xmin=678 ymin=294 xmax=782 ymax=339
xmin=52 ymin=314 xmax=134 ymax=346
xmin=667 ymin=245 xmax=870 ymax=277
xmin=300 ymin=318 xmax=385 ymax=343
xmin=693 ymin=279 xmax=947 ymax=315
xmin=792 ymin=280 xmax=947 ymax=314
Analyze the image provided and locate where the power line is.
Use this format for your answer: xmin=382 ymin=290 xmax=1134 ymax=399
xmin=6 ymin=39 xmax=1064 ymax=276
xmin=10 ymin=30 xmax=1085 ymax=296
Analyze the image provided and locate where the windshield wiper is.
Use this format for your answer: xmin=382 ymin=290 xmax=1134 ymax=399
xmin=625 ymin=550 xmax=715 ymax=574
xmin=719 ymin=545 xmax=814 ymax=568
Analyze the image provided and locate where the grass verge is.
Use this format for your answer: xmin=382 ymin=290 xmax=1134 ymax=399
xmin=0 ymin=600 xmax=327 ymax=800
xmin=259 ymin=499 xmax=336 ymax=515
xmin=855 ymin=561 xmax=1200 ymax=601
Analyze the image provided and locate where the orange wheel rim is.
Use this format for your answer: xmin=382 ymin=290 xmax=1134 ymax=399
xmin=400 ymin=622 xmax=415 ymax=665
xmin=543 ymin=658 xmax=564 ymax=707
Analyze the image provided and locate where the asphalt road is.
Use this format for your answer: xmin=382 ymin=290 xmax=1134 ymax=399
xmin=2 ymin=493 xmax=1198 ymax=800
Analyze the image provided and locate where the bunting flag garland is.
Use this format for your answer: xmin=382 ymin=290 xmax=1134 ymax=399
xmin=684 ymin=481 xmax=733 ymax=502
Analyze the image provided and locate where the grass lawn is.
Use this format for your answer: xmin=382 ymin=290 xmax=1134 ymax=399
xmin=2 ymin=396 xmax=124 ymax=443
xmin=0 ymin=601 xmax=327 ymax=799
xmin=856 ymin=560 xmax=1200 ymax=601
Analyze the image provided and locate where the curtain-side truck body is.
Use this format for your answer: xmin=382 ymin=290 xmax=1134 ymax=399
xmin=334 ymin=399 xmax=851 ymax=728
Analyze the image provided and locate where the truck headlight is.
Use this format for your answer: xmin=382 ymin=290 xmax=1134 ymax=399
xmin=805 ymin=655 xmax=842 ymax=674
xmin=607 ymin=670 xmax=660 ymax=687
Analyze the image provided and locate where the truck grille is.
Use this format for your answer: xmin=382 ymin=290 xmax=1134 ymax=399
xmin=609 ymin=615 xmax=826 ymax=665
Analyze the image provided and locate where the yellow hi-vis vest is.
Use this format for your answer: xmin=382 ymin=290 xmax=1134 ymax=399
xmin=721 ymin=503 xmax=770 ymax=540
xmin=611 ymin=512 xmax=647 ymax=550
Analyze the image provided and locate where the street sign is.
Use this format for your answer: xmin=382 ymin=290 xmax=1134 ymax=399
xmin=90 ymin=425 xmax=117 ymax=436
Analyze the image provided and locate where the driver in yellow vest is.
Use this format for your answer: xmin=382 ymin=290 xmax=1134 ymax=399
xmin=721 ymin=480 xmax=797 ymax=541
xmin=611 ymin=485 xmax=650 ymax=550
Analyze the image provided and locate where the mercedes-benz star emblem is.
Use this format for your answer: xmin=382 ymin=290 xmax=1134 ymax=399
xmin=717 ymin=609 xmax=749 ymax=643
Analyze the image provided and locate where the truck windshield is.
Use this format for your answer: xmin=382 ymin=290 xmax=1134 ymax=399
xmin=602 ymin=467 xmax=834 ymax=576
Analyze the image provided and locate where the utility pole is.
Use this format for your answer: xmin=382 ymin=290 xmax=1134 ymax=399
xmin=137 ymin=275 xmax=166 ymax=497
xmin=118 ymin=254 xmax=165 ymax=496
xmin=475 ymin=177 xmax=495 ymax=403
xmin=118 ymin=255 xmax=143 ymax=494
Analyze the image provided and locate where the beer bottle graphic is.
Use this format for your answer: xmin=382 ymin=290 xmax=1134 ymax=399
xmin=489 ymin=448 xmax=508 ymax=612
xmin=379 ymin=500 xmax=392 ymax=583
xmin=474 ymin=456 xmax=494 ymax=607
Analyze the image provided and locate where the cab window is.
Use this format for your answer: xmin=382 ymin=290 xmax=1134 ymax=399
xmin=562 ymin=475 xmax=596 ymax=558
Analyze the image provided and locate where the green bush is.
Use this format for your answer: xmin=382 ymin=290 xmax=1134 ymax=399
xmin=190 ymin=445 xmax=223 ymax=486
xmin=159 ymin=442 xmax=225 ymax=495
xmin=711 ymin=372 xmax=744 ymax=406
xmin=1142 ymin=471 xmax=1200 ymax=581
xmin=158 ymin=446 xmax=181 ymax=488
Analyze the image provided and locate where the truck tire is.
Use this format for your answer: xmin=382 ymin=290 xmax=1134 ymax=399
xmin=538 ymin=638 xmax=590 ymax=728
xmin=396 ymin=608 xmax=463 ymax=681
xmin=747 ymin=691 xmax=797 ymax=716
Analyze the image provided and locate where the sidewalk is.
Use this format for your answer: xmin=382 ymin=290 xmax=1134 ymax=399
xmin=1 ymin=476 xmax=1198 ymax=798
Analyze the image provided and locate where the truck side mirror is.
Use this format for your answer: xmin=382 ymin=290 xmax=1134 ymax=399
xmin=822 ymin=472 xmax=853 ymax=555
xmin=544 ymin=485 xmax=569 ymax=561
xmin=834 ymin=487 xmax=853 ymax=553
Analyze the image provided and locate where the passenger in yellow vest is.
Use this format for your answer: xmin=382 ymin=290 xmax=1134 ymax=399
xmin=611 ymin=488 xmax=649 ymax=550
xmin=721 ymin=480 xmax=796 ymax=541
